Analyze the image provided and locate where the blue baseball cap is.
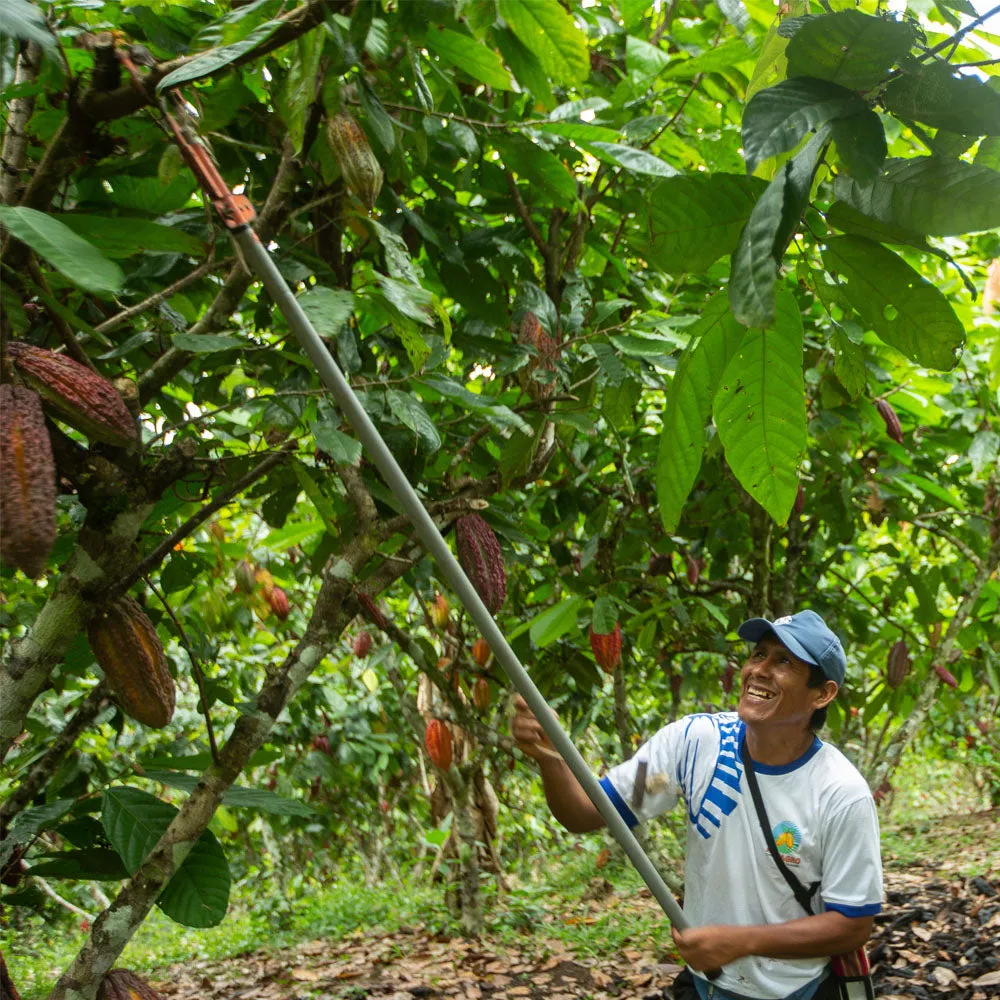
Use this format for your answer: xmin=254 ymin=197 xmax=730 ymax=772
xmin=737 ymin=610 xmax=847 ymax=686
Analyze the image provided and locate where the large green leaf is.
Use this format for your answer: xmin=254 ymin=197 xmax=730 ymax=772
xmin=0 ymin=207 xmax=123 ymax=296
xmin=829 ymin=110 xmax=887 ymax=184
xmin=498 ymin=137 xmax=578 ymax=204
xmin=297 ymin=286 xmax=355 ymax=338
xmin=528 ymin=597 xmax=585 ymax=647
xmin=712 ymin=289 xmax=806 ymax=525
xmin=26 ymin=848 xmax=130 ymax=882
xmin=387 ymin=389 xmax=442 ymax=452
xmin=0 ymin=0 xmax=57 ymax=50
xmin=417 ymin=376 xmax=532 ymax=435
xmin=656 ymin=294 xmax=747 ymax=533
xmin=883 ymin=61 xmax=1000 ymax=136
xmin=821 ymin=235 xmax=965 ymax=371
xmin=102 ymin=787 xmax=230 ymax=928
xmin=158 ymin=20 xmax=282 ymax=90
xmin=141 ymin=771 xmax=316 ymax=816
xmin=786 ymin=12 xmax=915 ymax=91
xmin=423 ymin=27 xmax=514 ymax=90
xmin=660 ymin=38 xmax=758 ymax=79
xmin=578 ymin=142 xmax=678 ymax=178
xmin=742 ymin=77 xmax=867 ymax=173
xmin=639 ymin=174 xmax=765 ymax=273
xmin=493 ymin=27 xmax=555 ymax=110
xmin=833 ymin=157 xmax=1000 ymax=236
xmin=55 ymin=215 xmax=205 ymax=258
xmin=498 ymin=0 xmax=590 ymax=88
xmin=275 ymin=29 xmax=325 ymax=154
xmin=825 ymin=201 xmax=929 ymax=250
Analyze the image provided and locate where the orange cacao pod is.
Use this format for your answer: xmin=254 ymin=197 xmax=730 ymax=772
xmin=353 ymin=632 xmax=372 ymax=658
xmin=268 ymin=586 xmax=290 ymax=620
xmin=875 ymin=398 xmax=903 ymax=445
xmin=472 ymin=677 xmax=490 ymax=711
xmin=472 ymin=638 xmax=491 ymax=666
xmin=0 ymin=385 xmax=57 ymax=578
xmin=255 ymin=568 xmax=274 ymax=595
xmin=886 ymin=640 xmax=910 ymax=688
xmin=358 ymin=591 xmax=388 ymax=630
xmin=326 ymin=112 xmax=383 ymax=210
xmin=8 ymin=343 xmax=137 ymax=447
xmin=430 ymin=592 xmax=450 ymax=629
xmin=87 ymin=597 xmax=175 ymax=729
xmin=455 ymin=514 xmax=506 ymax=614
xmin=234 ymin=559 xmax=256 ymax=594
xmin=425 ymin=718 xmax=452 ymax=770
xmin=589 ymin=623 xmax=622 ymax=673
xmin=934 ymin=663 xmax=958 ymax=688
xmin=98 ymin=969 xmax=165 ymax=1000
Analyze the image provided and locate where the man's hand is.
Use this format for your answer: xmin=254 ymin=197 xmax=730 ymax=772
xmin=671 ymin=925 xmax=748 ymax=971
xmin=511 ymin=695 xmax=559 ymax=762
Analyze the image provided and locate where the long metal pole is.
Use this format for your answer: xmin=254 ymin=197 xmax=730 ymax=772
xmin=233 ymin=227 xmax=695 ymax=934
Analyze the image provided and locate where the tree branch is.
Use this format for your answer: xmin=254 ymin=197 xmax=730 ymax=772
xmin=0 ymin=42 xmax=43 ymax=205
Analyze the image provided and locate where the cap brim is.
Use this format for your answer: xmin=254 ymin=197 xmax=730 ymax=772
xmin=737 ymin=618 xmax=819 ymax=668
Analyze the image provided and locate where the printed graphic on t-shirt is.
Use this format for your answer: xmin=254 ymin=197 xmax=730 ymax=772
xmin=772 ymin=820 xmax=802 ymax=865
xmin=684 ymin=714 xmax=744 ymax=839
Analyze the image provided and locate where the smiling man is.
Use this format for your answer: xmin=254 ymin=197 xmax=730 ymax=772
xmin=512 ymin=610 xmax=882 ymax=1000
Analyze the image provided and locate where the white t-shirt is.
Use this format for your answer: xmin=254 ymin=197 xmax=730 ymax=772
xmin=600 ymin=712 xmax=882 ymax=999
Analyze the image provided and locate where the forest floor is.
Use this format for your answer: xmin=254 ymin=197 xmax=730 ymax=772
xmin=146 ymin=809 xmax=1000 ymax=1000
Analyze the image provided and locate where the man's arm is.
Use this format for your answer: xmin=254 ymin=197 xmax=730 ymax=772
xmin=671 ymin=912 xmax=874 ymax=971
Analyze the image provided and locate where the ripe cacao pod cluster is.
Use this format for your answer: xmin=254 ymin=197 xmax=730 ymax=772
xmin=875 ymin=398 xmax=903 ymax=445
xmin=326 ymin=111 xmax=383 ymax=211
xmin=589 ymin=623 xmax=622 ymax=673
xmin=87 ymin=596 xmax=175 ymax=729
xmin=99 ymin=969 xmax=165 ymax=1000
xmin=455 ymin=514 xmax=506 ymax=614
xmin=885 ymin=640 xmax=910 ymax=688
xmin=425 ymin=718 xmax=452 ymax=770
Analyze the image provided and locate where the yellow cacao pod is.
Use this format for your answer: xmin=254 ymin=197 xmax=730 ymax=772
xmin=326 ymin=112 xmax=383 ymax=211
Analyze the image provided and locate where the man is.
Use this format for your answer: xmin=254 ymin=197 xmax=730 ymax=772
xmin=512 ymin=610 xmax=882 ymax=1000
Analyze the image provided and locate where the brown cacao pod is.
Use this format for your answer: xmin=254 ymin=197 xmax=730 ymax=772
xmin=934 ymin=663 xmax=958 ymax=688
xmin=455 ymin=514 xmax=506 ymax=614
xmin=87 ymin=597 xmax=175 ymax=729
xmin=875 ymin=398 xmax=903 ymax=445
xmin=885 ymin=640 xmax=910 ymax=688
xmin=358 ymin=591 xmax=388 ymax=630
xmin=326 ymin=112 xmax=383 ymax=210
xmin=685 ymin=553 xmax=700 ymax=586
xmin=234 ymin=559 xmax=256 ymax=594
xmin=8 ymin=343 xmax=137 ymax=447
xmin=589 ymin=623 xmax=622 ymax=673
xmin=472 ymin=638 xmax=491 ymax=667
xmin=425 ymin=718 xmax=452 ymax=770
xmin=0 ymin=385 xmax=57 ymax=579
xmin=430 ymin=592 xmax=450 ymax=629
xmin=516 ymin=311 xmax=559 ymax=399
xmin=268 ymin=586 xmax=290 ymax=620
xmin=99 ymin=969 xmax=166 ymax=1000
xmin=353 ymin=632 xmax=372 ymax=658
xmin=472 ymin=677 xmax=490 ymax=711
xmin=1 ymin=951 xmax=23 ymax=1000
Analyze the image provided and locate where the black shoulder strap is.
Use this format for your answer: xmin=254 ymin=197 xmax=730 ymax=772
xmin=740 ymin=734 xmax=820 ymax=916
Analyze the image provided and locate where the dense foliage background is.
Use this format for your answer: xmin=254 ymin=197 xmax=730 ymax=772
xmin=1 ymin=0 xmax=999 ymax=997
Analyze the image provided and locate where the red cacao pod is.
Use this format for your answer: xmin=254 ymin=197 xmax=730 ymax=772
xmin=87 ymin=597 xmax=175 ymax=729
xmin=358 ymin=591 xmax=388 ymax=630
xmin=472 ymin=677 xmax=490 ymax=711
xmin=353 ymin=632 xmax=372 ymax=658
xmin=875 ymin=398 xmax=903 ymax=445
xmin=934 ymin=663 xmax=958 ymax=688
xmin=872 ymin=780 xmax=892 ymax=805
xmin=886 ymin=640 xmax=910 ymax=688
xmin=8 ymin=343 xmax=137 ymax=447
xmin=234 ymin=559 xmax=256 ymax=594
xmin=98 ymin=970 xmax=166 ymax=1000
xmin=455 ymin=514 xmax=506 ymax=614
xmin=685 ymin=553 xmax=700 ymax=586
xmin=379 ymin=799 xmax=390 ymax=814
xmin=311 ymin=734 xmax=330 ymax=754
xmin=425 ymin=718 xmax=452 ymax=770
xmin=722 ymin=661 xmax=736 ymax=694
xmin=430 ymin=592 xmax=450 ymax=629
xmin=0 ymin=385 xmax=56 ymax=579
xmin=589 ymin=623 xmax=622 ymax=673
xmin=794 ymin=484 xmax=805 ymax=516
xmin=268 ymin=586 xmax=290 ymax=620
xmin=516 ymin=311 xmax=559 ymax=399
xmin=472 ymin=638 xmax=491 ymax=666
xmin=326 ymin=112 xmax=383 ymax=210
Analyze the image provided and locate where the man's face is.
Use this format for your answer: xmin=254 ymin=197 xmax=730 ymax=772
xmin=737 ymin=635 xmax=837 ymax=730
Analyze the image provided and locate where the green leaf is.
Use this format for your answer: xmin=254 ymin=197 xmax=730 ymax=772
xmin=26 ymin=848 xmax=130 ymax=882
xmin=292 ymin=462 xmax=339 ymax=537
xmin=825 ymin=201 xmax=928 ymax=249
xmin=375 ymin=274 xmax=436 ymax=326
xmin=418 ymin=376 xmax=532 ymax=435
xmin=833 ymin=157 xmax=1000 ymax=236
xmin=423 ymin=27 xmax=514 ymax=90
xmin=297 ymin=286 xmax=355 ymax=338
xmin=0 ymin=207 xmax=123 ymax=296
xmin=975 ymin=136 xmax=1000 ymax=172
xmin=742 ymin=77 xmax=868 ymax=174
xmin=829 ymin=110 xmax=887 ymax=184
xmin=592 ymin=595 xmax=618 ymax=634
xmin=883 ymin=62 xmax=1000 ymax=136
xmin=102 ymin=787 xmax=230 ymax=928
xmin=578 ymin=142 xmax=679 ymax=178
xmin=639 ymin=174 xmax=765 ymax=274
xmin=831 ymin=329 xmax=867 ymax=399
xmin=312 ymin=410 xmax=363 ymax=466
xmin=140 ymin=772 xmax=315 ymax=816
xmin=0 ymin=800 xmax=74 ymax=869
xmin=626 ymin=35 xmax=671 ymax=80
xmin=407 ymin=40 xmax=434 ymax=112
xmin=529 ymin=597 xmax=584 ymax=647
xmin=532 ymin=121 xmax=623 ymax=145
xmin=603 ymin=377 xmax=641 ymax=432
xmin=387 ymin=389 xmax=441 ymax=452
xmin=101 ymin=175 xmax=196 ymax=215
xmin=158 ymin=20 xmax=281 ymax=89
xmin=276 ymin=29 xmax=325 ymax=154
xmin=498 ymin=137 xmax=578 ymax=204
xmin=821 ymin=235 xmax=965 ymax=371
xmin=55 ymin=215 xmax=205 ymax=258
xmin=786 ymin=12 xmax=915 ymax=91
xmin=661 ymin=38 xmax=758 ymax=79
xmin=358 ymin=79 xmax=396 ymax=154
xmin=0 ymin=0 xmax=57 ymax=50
xmin=493 ymin=27 xmax=555 ymax=111
xmin=498 ymin=0 xmax=590 ymax=88
xmin=656 ymin=294 xmax=747 ymax=533
xmin=499 ymin=413 xmax=545 ymax=488
xmin=171 ymin=333 xmax=245 ymax=353
xmin=713 ymin=289 xmax=806 ymax=526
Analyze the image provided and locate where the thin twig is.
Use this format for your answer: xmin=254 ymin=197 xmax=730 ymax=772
xmin=27 ymin=260 xmax=98 ymax=370
xmin=920 ymin=3 xmax=1000 ymax=60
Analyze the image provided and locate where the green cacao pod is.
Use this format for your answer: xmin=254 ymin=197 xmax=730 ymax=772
xmin=98 ymin=969 xmax=166 ymax=1000
xmin=87 ymin=597 xmax=175 ymax=728
xmin=234 ymin=559 xmax=256 ymax=594
xmin=455 ymin=514 xmax=506 ymax=614
xmin=425 ymin=718 xmax=452 ymax=770
xmin=589 ymin=623 xmax=622 ymax=673
xmin=326 ymin=112 xmax=383 ymax=211
xmin=0 ymin=385 xmax=57 ymax=579
xmin=8 ymin=343 xmax=137 ymax=447
xmin=885 ymin=640 xmax=910 ymax=688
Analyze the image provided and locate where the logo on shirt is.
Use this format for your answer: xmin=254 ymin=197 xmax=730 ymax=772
xmin=771 ymin=820 xmax=802 ymax=865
